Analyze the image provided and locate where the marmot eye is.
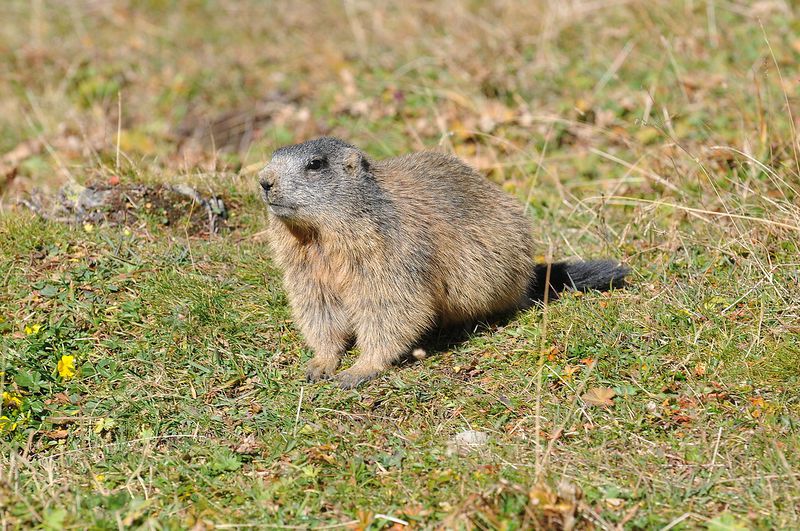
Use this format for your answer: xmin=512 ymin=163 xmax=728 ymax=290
xmin=306 ymin=158 xmax=326 ymax=171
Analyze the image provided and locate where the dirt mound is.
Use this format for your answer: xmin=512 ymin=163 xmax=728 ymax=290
xmin=20 ymin=181 xmax=230 ymax=237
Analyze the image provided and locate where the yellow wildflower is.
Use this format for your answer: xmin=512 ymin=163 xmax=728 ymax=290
xmin=83 ymin=222 xmax=95 ymax=233
xmin=2 ymin=391 xmax=22 ymax=409
xmin=94 ymin=417 xmax=117 ymax=433
xmin=0 ymin=415 xmax=18 ymax=433
xmin=24 ymin=323 xmax=42 ymax=335
xmin=57 ymin=355 xmax=76 ymax=379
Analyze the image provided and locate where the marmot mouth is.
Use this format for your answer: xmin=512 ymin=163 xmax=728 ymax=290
xmin=268 ymin=203 xmax=297 ymax=217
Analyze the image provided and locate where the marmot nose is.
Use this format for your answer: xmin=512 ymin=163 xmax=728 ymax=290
xmin=260 ymin=180 xmax=272 ymax=194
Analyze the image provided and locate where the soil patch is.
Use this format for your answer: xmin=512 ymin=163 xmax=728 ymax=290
xmin=20 ymin=181 xmax=231 ymax=237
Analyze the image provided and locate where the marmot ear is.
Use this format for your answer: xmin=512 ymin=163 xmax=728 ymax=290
xmin=343 ymin=148 xmax=370 ymax=176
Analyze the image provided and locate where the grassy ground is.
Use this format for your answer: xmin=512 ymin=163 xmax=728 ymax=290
xmin=2 ymin=1 xmax=800 ymax=528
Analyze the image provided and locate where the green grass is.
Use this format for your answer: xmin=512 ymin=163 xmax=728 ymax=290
xmin=2 ymin=1 xmax=800 ymax=529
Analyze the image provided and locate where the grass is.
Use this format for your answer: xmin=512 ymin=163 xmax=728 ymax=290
xmin=1 ymin=0 xmax=800 ymax=528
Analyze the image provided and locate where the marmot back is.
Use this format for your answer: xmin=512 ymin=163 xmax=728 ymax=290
xmin=259 ymin=137 xmax=628 ymax=388
xmin=374 ymin=151 xmax=534 ymax=324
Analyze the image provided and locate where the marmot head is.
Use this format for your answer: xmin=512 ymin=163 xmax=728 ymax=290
xmin=259 ymin=137 xmax=371 ymax=228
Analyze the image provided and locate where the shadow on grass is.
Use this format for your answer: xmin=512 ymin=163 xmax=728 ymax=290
xmin=396 ymin=307 xmax=532 ymax=368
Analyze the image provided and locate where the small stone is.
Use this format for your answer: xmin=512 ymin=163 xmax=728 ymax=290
xmin=448 ymin=430 xmax=489 ymax=455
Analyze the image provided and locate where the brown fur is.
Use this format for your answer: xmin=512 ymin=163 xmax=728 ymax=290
xmin=262 ymin=138 xmax=535 ymax=388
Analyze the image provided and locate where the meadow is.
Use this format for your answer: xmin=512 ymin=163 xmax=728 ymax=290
xmin=1 ymin=1 xmax=799 ymax=528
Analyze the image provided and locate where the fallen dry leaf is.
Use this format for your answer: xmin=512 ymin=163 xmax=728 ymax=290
xmin=581 ymin=387 xmax=616 ymax=408
xmin=306 ymin=443 xmax=337 ymax=464
xmin=749 ymin=396 xmax=766 ymax=408
xmin=44 ymin=429 xmax=69 ymax=439
xmin=529 ymin=480 xmax=582 ymax=531
xmin=44 ymin=392 xmax=73 ymax=406
xmin=604 ymin=497 xmax=625 ymax=510
xmin=233 ymin=434 xmax=261 ymax=455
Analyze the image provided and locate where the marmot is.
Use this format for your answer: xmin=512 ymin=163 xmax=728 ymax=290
xmin=259 ymin=137 xmax=628 ymax=388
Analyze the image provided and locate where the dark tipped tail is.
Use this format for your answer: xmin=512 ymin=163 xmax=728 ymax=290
xmin=527 ymin=259 xmax=630 ymax=303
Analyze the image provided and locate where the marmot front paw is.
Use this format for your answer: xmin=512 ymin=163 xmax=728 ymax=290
xmin=335 ymin=365 xmax=380 ymax=389
xmin=305 ymin=356 xmax=339 ymax=382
